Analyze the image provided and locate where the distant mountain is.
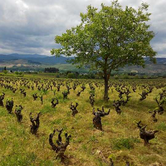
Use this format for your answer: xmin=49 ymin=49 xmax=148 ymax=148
xmin=0 ymin=53 xmax=166 ymax=74
xmin=0 ymin=53 xmax=72 ymax=64
xmin=156 ymin=58 xmax=166 ymax=64
xmin=1 ymin=53 xmax=166 ymax=65
xmin=31 ymin=56 xmax=71 ymax=64
xmin=9 ymin=53 xmax=47 ymax=59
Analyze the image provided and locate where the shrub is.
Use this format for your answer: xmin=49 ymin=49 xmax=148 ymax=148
xmin=15 ymin=71 xmax=24 ymax=77
xmin=114 ymin=75 xmax=119 ymax=79
xmin=67 ymin=73 xmax=76 ymax=78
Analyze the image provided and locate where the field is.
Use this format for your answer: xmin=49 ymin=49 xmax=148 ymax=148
xmin=0 ymin=74 xmax=166 ymax=166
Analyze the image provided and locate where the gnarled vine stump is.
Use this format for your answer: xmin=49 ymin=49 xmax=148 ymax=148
xmin=29 ymin=112 xmax=41 ymax=135
xmin=137 ymin=121 xmax=158 ymax=145
xmin=49 ymin=129 xmax=71 ymax=160
xmin=93 ymin=107 xmax=110 ymax=130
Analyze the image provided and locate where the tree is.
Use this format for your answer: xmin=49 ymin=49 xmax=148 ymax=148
xmin=4 ymin=66 xmax=7 ymax=71
xmin=44 ymin=67 xmax=59 ymax=73
xmin=51 ymin=0 xmax=156 ymax=101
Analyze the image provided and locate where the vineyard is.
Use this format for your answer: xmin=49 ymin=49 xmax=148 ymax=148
xmin=0 ymin=75 xmax=166 ymax=166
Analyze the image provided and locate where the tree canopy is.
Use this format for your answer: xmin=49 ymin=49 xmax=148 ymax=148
xmin=51 ymin=0 xmax=156 ymax=101
xmin=44 ymin=67 xmax=59 ymax=73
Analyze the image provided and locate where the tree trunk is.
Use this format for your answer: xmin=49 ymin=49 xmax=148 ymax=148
xmin=103 ymin=57 xmax=110 ymax=102
xmin=104 ymin=73 xmax=109 ymax=102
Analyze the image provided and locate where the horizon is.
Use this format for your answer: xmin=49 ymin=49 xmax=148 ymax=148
xmin=0 ymin=53 xmax=166 ymax=59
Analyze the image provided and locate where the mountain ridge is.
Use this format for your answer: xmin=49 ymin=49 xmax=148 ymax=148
xmin=0 ymin=53 xmax=166 ymax=64
xmin=0 ymin=54 xmax=166 ymax=74
xmin=0 ymin=53 xmax=72 ymax=64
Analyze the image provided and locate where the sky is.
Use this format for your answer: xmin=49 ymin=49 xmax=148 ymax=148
xmin=0 ymin=0 xmax=166 ymax=57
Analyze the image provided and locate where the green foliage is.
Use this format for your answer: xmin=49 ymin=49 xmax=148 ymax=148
xmin=121 ymin=74 xmax=129 ymax=79
xmin=3 ymin=70 xmax=8 ymax=74
xmin=44 ymin=67 xmax=59 ymax=73
xmin=67 ymin=72 xmax=76 ymax=78
xmin=15 ymin=71 xmax=24 ymax=77
xmin=51 ymin=0 xmax=156 ymax=100
xmin=114 ymin=75 xmax=119 ymax=79
xmin=51 ymin=1 xmax=156 ymax=72
xmin=6 ymin=98 xmax=13 ymax=103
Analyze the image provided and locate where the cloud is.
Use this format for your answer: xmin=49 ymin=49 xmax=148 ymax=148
xmin=0 ymin=0 xmax=166 ymax=57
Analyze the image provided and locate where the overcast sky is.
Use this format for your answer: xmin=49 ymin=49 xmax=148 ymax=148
xmin=0 ymin=0 xmax=166 ymax=57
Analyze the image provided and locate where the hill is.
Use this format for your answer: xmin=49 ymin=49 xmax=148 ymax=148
xmin=0 ymin=53 xmax=166 ymax=74
xmin=0 ymin=54 xmax=71 ymax=65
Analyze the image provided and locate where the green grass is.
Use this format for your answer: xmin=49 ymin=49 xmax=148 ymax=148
xmin=156 ymin=122 xmax=166 ymax=131
xmin=1 ymin=152 xmax=37 ymax=166
xmin=0 ymin=75 xmax=166 ymax=166
xmin=111 ymin=137 xmax=140 ymax=150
